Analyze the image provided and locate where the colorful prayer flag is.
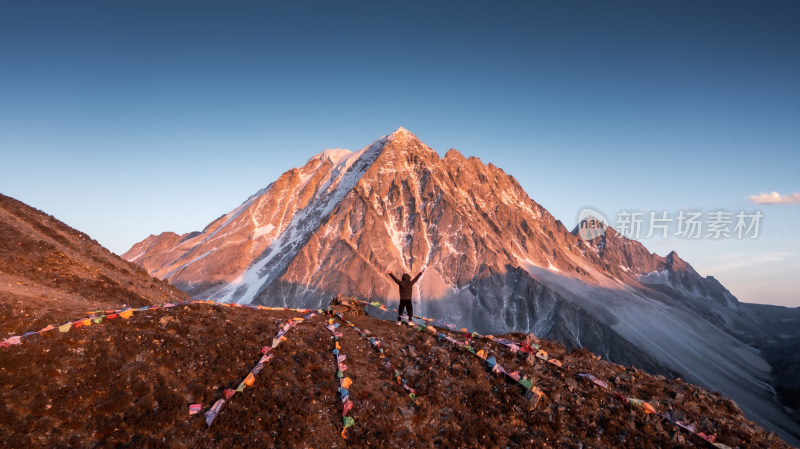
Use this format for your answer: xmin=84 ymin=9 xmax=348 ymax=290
xmin=205 ymin=399 xmax=225 ymax=426
xmin=341 ymin=377 xmax=352 ymax=389
xmin=343 ymin=416 xmax=355 ymax=428
xmin=3 ymin=336 xmax=21 ymax=346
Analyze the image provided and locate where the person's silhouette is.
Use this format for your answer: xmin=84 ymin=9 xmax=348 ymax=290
xmin=387 ymin=269 xmax=424 ymax=325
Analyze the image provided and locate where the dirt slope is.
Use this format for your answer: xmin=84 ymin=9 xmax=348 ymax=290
xmin=0 ymin=300 xmax=791 ymax=448
xmin=0 ymin=193 xmax=189 ymax=337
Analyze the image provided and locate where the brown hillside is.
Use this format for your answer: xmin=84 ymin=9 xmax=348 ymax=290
xmin=0 ymin=193 xmax=189 ymax=337
xmin=0 ymin=299 xmax=790 ymax=448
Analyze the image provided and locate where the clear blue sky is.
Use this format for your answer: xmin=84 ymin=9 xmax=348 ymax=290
xmin=1 ymin=1 xmax=798 ymax=306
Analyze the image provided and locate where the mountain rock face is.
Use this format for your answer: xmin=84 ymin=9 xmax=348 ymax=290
xmin=124 ymin=128 xmax=800 ymax=444
xmin=0 ymin=193 xmax=189 ymax=336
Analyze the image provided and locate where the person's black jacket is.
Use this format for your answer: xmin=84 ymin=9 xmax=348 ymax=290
xmin=389 ymin=272 xmax=422 ymax=301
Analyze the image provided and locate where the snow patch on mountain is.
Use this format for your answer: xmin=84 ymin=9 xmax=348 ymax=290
xmin=639 ymin=269 xmax=670 ymax=285
xmin=252 ymin=223 xmax=275 ymax=239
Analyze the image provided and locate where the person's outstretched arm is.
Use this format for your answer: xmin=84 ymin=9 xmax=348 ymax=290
xmin=411 ymin=268 xmax=425 ymax=285
xmin=387 ymin=271 xmax=401 ymax=285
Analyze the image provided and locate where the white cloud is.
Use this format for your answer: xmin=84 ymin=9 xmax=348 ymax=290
xmin=748 ymin=191 xmax=800 ymax=204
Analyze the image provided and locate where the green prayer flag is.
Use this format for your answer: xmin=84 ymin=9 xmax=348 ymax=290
xmin=466 ymin=346 xmax=475 ymax=354
xmin=519 ymin=378 xmax=533 ymax=390
xmin=236 ymin=382 xmax=246 ymax=392
xmin=343 ymin=416 xmax=355 ymax=428
xmin=337 ymin=370 xmax=344 ymax=378
xmin=92 ymin=317 xmax=103 ymax=324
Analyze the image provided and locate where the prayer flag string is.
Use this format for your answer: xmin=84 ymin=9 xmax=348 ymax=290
xmin=327 ymin=318 xmax=354 ymax=439
xmin=1 ymin=300 xmax=316 ymax=349
xmin=204 ymin=310 xmax=317 ymax=426
xmin=332 ymin=313 xmax=417 ymax=402
xmin=354 ymin=297 xmax=731 ymax=446
xmin=1 ymin=301 xmax=193 ymax=348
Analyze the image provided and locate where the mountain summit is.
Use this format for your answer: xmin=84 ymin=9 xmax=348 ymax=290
xmin=124 ymin=129 xmax=800 ymax=444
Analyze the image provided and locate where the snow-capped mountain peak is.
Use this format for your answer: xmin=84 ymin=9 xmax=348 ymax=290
xmin=123 ymin=129 xmax=799 ymax=442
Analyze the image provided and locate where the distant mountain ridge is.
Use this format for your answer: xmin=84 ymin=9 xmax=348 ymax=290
xmin=123 ymin=128 xmax=800 ymax=445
